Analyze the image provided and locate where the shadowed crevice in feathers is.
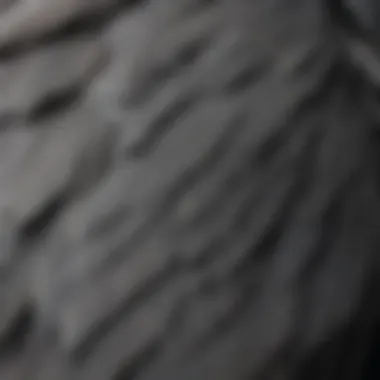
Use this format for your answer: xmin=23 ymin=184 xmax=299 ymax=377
xmin=71 ymin=260 xmax=178 ymax=364
xmin=27 ymin=85 xmax=83 ymax=122
xmin=0 ymin=12 xmax=107 ymax=60
xmin=18 ymin=191 xmax=67 ymax=243
xmin=124 ymin=36 xmax=212 ymax=106
xmin=173 ymin=0 xmax=218 ymax=17
xmin=327 ymin=0 xmax=376 ymax=41
xmin=185 ymin=290 xmax=247 ymax=359
xmin=0 ymin=305 xmax=35 ymax=359
xmin=158 ymin=113 xmax=247 ymax=215
xmin=126 ymin=92 xmax=200 ymax=158
xmin=291 ymin=43 xmax=328 ymax=78
xmin=183 ymin=155 xmax=256 ymax=231
xmin=27 ymin=48 xmax=109 ymax=122
xmin=298 ymin=172 xmax=357 ymax=286
xmin=255 ymin=59 xmax=343 ymax=164
xmin=112 ymin=341 xmax=160 ymax=380
xmin=86 ymin=205 xmax=131 ymax=240
xmin=0 ymin=191 xmax=67 ymax=281
xmin=179 ymin=232 xmax=230 ymax=270
xmin=222 ymin=59 xmax=272 ymax=95
xmin=241 ymin=127 xmax=321 ymax=265
xmin=0 ymin=0 xmax=141 ymax=60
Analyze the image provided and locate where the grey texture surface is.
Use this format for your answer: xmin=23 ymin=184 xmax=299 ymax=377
xmin=0 ymin=0 xmax=379 ymax=379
